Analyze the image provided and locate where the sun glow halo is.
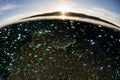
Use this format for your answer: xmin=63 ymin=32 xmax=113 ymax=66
xmin=57 ymin=4 xmax=71 ymax=20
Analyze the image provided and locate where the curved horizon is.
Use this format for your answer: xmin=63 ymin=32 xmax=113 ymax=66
xmin=1 ymin=11 xmax=120 ymax=31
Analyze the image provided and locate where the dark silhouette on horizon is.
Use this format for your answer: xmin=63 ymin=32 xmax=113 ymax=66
xmin=21 ymin=11 xmax=120 ymax=28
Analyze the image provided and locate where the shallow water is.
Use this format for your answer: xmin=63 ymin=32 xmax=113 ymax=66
xmin=0 ymin=20 xmax=120 ymax=80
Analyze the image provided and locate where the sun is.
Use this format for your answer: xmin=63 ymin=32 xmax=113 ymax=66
xmin=57 ymin=4 xmax=71 ymax=13
xmin=54 ymin=0 xmax=74 ymax=20
xmin=56 ymin=4 xmax=71 ymax=20
xmin=55 ymin=0 xmax=74 ymax=13
xmin=60 ymin=14 xmax=66 ymax=20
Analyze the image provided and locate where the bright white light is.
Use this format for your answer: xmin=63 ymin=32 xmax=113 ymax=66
xmin=55 ymin=1 xmax=73 ymax=20
xmin=57 ymin=4 xmax=71 ymax=13
xmin=55 ymin=0 xmax=74 ymax=13
xmin=60 ymin=14 xmax=66 ymax=20
xmin=59 ymin=11 xmax=68 ymax=20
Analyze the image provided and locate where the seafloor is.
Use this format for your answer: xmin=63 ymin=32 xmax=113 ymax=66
xmin=0 ymin=20 xmax=120 ymax=80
